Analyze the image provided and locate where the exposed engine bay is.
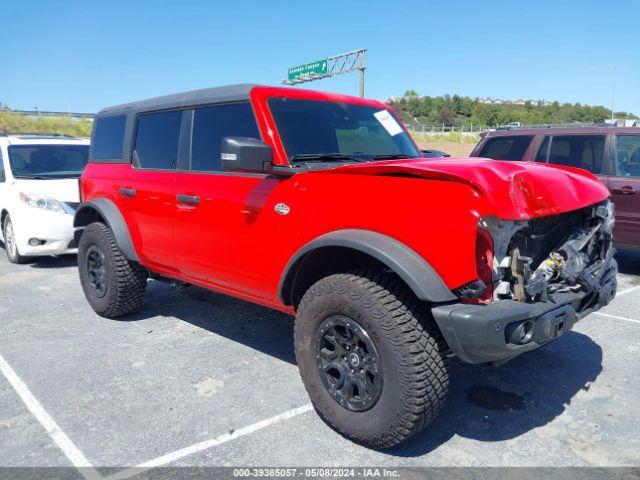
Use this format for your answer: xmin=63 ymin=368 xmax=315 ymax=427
xmin=481 ymin=200 xmax=617 ymax=306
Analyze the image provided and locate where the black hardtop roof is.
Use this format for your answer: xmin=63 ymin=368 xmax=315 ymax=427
xmin=97 ymin=84 xmax=259 ymax=116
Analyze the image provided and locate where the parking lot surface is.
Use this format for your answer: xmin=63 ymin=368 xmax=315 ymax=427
xmin=1 ymin=246 xmax=640 ymax=475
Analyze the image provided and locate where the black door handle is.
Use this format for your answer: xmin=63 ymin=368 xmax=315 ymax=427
xmin=119 ymin=188 xmax=136 ymax=198
xmin=176 ymin=194 xmax=200 ymax=205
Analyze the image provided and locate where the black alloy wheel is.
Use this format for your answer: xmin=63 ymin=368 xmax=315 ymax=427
xmin=315 ymin=315 xmax=383 ymax=412
xmin=86 ymin=245 xmax=108 ymax=298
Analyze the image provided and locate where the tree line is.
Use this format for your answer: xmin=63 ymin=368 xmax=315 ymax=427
xmin=387 ymin=91 xmax=637 ymax=127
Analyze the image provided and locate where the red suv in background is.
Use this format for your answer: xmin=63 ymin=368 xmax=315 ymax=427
xmin=75 ymin=85 xmax=617 ymax=448
xmin=471 ymin=125 xmax=640 ymax=248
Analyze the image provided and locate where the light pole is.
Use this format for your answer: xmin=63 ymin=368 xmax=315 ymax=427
xmin=611 ymin=66 xmax=616 ymax=121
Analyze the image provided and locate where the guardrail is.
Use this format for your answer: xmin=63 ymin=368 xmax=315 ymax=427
xmin=0 ymin=109 xmax=94 ymax=119
xmin=406 ymin=124 xmax=492 ymax=133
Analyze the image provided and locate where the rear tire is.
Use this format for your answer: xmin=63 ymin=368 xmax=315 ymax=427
xmin=3 ymin=215 xmax=28 ymax=264
xmin=78 ymin=222 xmax=148 ymax=318
xmin=294 ymin=270 xmax=450 ymax=449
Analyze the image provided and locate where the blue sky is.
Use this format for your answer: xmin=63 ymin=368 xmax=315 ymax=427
xmin=1 ymin=0 xmax=638 ymax=114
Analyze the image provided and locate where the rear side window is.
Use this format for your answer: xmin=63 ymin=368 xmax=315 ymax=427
xmin=538 ymin=135 xmax=605 ymax=174
xmin=479 ymin=136 xmax=533 ymax=160
xmin=190 ymin=103 xmax=259 ymax=172
xmin=615 ymin=135 xmax=640 ymax=177
xmin=133 ymin=110 xmax=182 ymax=170
xmin=93 ymin=115 xmax=127 ymax=159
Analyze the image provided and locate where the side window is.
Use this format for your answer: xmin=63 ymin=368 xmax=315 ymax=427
xmin=190 ymin=103 xmax=259 ymax=172
xmin=535 ymin=136 xmax=551 ymax=162
xmin=133 ymin=110 xmax=182 ymax=170
xmin=478 ymin=136 xmax=533 ymax=160
xmin=545 ymin=135 xmax=605 ymax=174
xmin=615 ymin=135 xmax=640 ymax=177
xmin=93 ymin=115 xmax=127 ymax=159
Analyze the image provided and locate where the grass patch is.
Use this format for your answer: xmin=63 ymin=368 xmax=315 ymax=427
xmin=0 ymin=110 xmax=93 ymax=137
xmin=411 ymin=131 xmax=480 ymax=144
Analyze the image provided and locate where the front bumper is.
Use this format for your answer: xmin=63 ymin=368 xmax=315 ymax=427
xmin=432 ymin=255 xmax=618 ymax=365
xmin=10 ymin=207 xmax=77 ymax=257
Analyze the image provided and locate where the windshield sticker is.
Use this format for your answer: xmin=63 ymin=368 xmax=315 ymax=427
xmin=374 ymin=110 xmax=403 ymax=136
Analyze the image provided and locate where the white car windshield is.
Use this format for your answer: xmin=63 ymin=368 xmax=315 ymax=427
xmin=8 ymin=145 xmax=89 ymax=179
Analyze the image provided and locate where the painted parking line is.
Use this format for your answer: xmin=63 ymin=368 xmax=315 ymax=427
xmin=0 ymin=353 xmax=101 ymax=480
xmin=593 ymin=311 xmax=640 ymax=325
xmin=616 ymin=284 xmax=640 ymax=297
xmin=103 ymin=403 xmax=313 ymax=480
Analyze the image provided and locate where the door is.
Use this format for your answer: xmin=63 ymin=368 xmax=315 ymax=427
xmin=0 ymin=147 xmax=7 ymax=239
xmin=174 ymin=102 xmax=281 ymax=296
xmin=120 ymin=109 xmax=183 ymax=269
xmin=607 ymin=134 xmax=640 ymax=246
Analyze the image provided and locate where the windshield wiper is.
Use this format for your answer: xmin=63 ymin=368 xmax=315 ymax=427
xmin=371 ymin=154 xmax=414 ymax=160
xmin=290 ymin=153 xmax=367 ymax=163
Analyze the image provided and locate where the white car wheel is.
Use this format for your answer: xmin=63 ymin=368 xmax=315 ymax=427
xmin=3 ymin=216 xmax=27 ymax=264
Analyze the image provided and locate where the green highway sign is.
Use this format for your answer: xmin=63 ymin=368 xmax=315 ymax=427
xmin=288 ymin=59 xmax=328 ymax=81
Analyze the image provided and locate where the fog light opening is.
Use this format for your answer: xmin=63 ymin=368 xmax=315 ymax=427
xmin=506 ymin=320 xmax=535 ymax=345
xmin=28 ymin=238 xmax=44 ymax=247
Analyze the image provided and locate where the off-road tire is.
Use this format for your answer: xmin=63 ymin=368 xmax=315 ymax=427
xmin=78 ymin=222 xmax=148 ymax=318
xmin=294 ymin=270 xmax=450 ymax=449
xmin=3 ymin=215 xmax=29 ymax=264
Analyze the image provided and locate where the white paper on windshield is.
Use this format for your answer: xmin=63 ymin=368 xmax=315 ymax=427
xmin=374 ymin=110 xmax=403 ymax=136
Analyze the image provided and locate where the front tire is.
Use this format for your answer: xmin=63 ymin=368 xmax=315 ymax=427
xmin=78 ymin=222 xmax=148 ymax=318
xmin=294 ymin=270 xmax=450 ymax=449
xmin=3 ymin=215 xmax=28 ymax=264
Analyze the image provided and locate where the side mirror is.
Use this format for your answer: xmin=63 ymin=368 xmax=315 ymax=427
xmin=221 ymin=137 xmax=272 ymax=173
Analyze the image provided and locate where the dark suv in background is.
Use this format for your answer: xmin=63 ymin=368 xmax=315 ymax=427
xmin=471 ymin=125 xmax=640 ymax=249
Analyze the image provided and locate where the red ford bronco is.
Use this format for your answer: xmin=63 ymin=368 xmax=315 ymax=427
xmin=75 ymin=85 xmax=617 ymax=448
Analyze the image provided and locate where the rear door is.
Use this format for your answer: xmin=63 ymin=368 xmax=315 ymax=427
xmin=174 ymin=102 xmax=280 ymax=297
xmin=123 ymin=109 xmax=182 ymax=269
xmin=608 ymin=134 xmax=640 ymax=246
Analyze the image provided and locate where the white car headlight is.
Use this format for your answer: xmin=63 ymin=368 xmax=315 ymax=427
xmin=19 ymin=192 xmax=67 ymax=214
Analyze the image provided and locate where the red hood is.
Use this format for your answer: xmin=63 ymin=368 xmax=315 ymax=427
xmin=322 ymin=157 xmax=610 ymax=220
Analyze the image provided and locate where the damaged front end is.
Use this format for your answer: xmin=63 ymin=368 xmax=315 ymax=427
xmin=486 ymin=199 xmax=617 ymax=308
xmin=432 ymin=200 xmax=617 ymax=365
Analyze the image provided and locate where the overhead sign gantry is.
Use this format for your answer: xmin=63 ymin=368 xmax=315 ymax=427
xmin=283 ymin=49 xmax=367 ymax=97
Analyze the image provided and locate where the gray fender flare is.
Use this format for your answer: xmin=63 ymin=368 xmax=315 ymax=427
xmin=278 ymin=229 xmax=457 ymax=305
xmin=73 ymin=198 xmax=139 ymax=261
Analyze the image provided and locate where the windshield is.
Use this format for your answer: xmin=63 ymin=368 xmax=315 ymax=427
xmin=8 ymin=145 xmax=89 ymax=179
xmin=268 ymin=98 xmax=421 ymax=163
